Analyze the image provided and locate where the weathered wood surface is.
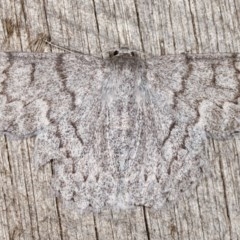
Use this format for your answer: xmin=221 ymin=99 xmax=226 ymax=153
xmin=0 ymin=0 xmax=240 ymax=239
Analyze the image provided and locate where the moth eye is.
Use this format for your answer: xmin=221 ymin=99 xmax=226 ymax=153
xmin=131 ymin=52 xmax=135 ymax=56
xmin=113 ymin=50 xmax=119 ymax=56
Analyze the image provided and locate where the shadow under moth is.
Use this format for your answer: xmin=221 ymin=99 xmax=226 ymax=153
xmin=0 ymin=48 xmax=240 ymax=213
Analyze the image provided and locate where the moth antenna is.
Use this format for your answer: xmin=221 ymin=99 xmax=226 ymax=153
xmin=44 ymin=39 xmax=79 ymax=53
xmin=44 ymin=39 xmax=104 ymax=59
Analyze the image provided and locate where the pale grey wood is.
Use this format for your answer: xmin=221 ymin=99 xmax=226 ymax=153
xmin=0 ymin=0 xmax=240 ymax=239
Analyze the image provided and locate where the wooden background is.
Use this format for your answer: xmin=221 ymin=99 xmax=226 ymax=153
xmin=0 ymin=0 xmax=240 ymax=239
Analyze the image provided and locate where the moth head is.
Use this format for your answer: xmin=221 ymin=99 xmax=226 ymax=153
xmin=108 ymin=48 xmax=139 ymax=59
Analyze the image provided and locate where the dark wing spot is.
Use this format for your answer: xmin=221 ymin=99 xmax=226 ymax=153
xmin=113 ymin=50 xmax=119 ymax=56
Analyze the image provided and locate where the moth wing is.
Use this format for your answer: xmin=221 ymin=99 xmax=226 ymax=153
xmin=126 ymin=54 xmax=240 ymax=208
xmin=0 ymin=52 xmax=104 ymax=138
xmin=182 ymin=54 xmax=240 ymax=140
xmin=147 ymin=53 xmax=240 ymax=148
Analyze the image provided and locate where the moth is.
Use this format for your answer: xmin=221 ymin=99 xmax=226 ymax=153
xmin=0 ymin=48 xmax=240 ymax=213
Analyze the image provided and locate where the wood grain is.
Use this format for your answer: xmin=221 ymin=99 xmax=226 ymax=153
xmin=0 ymin=0 xmax=240 ymax=239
